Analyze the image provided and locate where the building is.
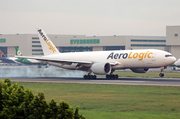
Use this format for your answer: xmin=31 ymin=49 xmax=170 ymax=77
xmin=166 ymin=26 xmax=180 ymax=58
xmin=0 ymin=34 xmax=167 ymax=57
xmin=2 ymin=25 xmax=180 ymax=58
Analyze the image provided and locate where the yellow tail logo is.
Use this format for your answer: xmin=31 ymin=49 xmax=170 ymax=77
xmin=45 ymin=39 xmax=57 ymax=53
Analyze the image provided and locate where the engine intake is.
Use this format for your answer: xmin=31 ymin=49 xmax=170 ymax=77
xmin=91 ymin=62 xmax=111 ymax=75
xmin=130 ymin=68 xmax=149 ymax=73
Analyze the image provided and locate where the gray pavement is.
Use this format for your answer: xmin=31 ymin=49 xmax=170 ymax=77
xmin=4 ymin=77 xmax=180 ymax=87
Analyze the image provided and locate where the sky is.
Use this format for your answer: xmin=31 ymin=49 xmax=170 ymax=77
xmin=0 ymin=0 xmax=180 ymax=36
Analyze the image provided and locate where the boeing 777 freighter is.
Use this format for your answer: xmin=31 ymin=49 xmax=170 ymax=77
xmin=16 ymin=28 xmax=177 ymax=79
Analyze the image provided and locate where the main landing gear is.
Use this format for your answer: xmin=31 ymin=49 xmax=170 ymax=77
xmin=83 ymin=74 xmax=119 ymax=79
xmin=159 ymin=66 xmax=167 ymax=77
xmin=83 ymin=69 xmax=119 ymax=79
xmin=106 ymin=74 xmax=118 ymax=79
xmin=37 ymin=64 xmax=49 ymax=68
xmin=84 ymin=75 xmax=97 ymax=79
xmin=84 ymin=71 xmax=97 ymax=79
xmin=106 ymin=69 xmax=119 ymax=79
xmin=37 ymin=65 xmax=41 ymax=68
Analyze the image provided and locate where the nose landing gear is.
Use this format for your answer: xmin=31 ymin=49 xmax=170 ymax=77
xmin=159 ymin=66 xmax=167 ymax=77
xmin=159 ymin=72 xmax=164 ymax=77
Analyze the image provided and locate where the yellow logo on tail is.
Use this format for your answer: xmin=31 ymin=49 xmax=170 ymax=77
xmin=38 ymin=29 xmax=57 ymax=53
xmin=45 ymin=39 xmax=57 ymax=53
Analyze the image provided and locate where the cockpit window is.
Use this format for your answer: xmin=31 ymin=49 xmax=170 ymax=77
xmin=165 ymin=55 xmax=173 ymax=57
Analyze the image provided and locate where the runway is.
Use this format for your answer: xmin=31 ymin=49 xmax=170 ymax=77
xmin=0 ymin=65 xmax=180 ymax=86
xmin=4 ymin=76 xmax=180 ymax=86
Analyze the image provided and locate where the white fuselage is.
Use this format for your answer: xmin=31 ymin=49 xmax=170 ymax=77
xmin=42 ymin=49 xmax=176 ymax=70
xmin=8 ymin=57 xmax=19 ymax=63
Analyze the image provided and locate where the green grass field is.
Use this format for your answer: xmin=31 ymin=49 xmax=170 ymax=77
xmin=16 ymin=82 xmax=180 ymax=119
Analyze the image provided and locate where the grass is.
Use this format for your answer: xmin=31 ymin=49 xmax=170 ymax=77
xmin=16 ymin=82 xmax=180 ymax=119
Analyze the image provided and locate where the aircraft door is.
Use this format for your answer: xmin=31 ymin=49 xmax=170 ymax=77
xmin=151 ymin=53 xmax=156 ymax=61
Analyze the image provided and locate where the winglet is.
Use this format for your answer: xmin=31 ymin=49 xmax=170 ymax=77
xmin=37 ymin=28 xmax=60 ymax=56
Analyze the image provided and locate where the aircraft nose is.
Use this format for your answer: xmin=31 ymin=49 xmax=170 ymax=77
xmin=171 ymin=57 xmax=177 ymax=64
xmin=165 ymin=56 xmax=177 ymax=65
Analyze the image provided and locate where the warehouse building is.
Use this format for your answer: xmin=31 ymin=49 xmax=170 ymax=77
xmin=0 ymin=26 xmax=179 ymax=59
xmin=166 ymin=26 xmax=180 ymax=59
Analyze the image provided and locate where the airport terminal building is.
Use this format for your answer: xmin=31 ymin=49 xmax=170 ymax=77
xmin=166 ymin=26 xmax=180 ymax=59
xmin=0 ymin=26 xmax=179 ymax=59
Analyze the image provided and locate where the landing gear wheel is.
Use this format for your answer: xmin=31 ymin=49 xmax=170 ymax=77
xmin=45 ymin=64 xmax=49 ymax=68
xmin=159 ymin=73 xmax=164 ymax=77
xmin=84 ymin=75 xmax=87 ymax=79
xmin=106 ymin=74 xmax=118 ymax=79
xmin=92 ymin=75 xmax=97 ymax=79
xmin=115 ymin=74 xmax=118 ymax=79
xmin=84 ymin=75 xmax=97 ymax=79
xmin=37 ymin=65 xmax=41 ymax=68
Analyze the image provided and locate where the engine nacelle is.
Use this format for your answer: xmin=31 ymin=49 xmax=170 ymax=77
xmin=130 ymin=68 xmax=149 ymax=73
xmin=91 ymin=62 xmax=111 ymax=75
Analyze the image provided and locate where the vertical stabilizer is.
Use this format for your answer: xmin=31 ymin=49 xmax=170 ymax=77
xmin=0 ymin=50 xmax=6 ymax=57
xmin=14 ymin=47 xmax=33 ymax=63
xmin=37 ymin=28 xmax=60 ymax=56
xmin=15 ymin=47 xmax=22 ymax=56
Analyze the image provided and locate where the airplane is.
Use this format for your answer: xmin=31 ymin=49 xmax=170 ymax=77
xmin=14 ymin=47 xmax=47 ymax=68
xmin=172 ymin=58 xmax=180 ymax=71
xmin=0 ymin=50 xmax=20 ymax=64
xmin=0 ymin=47 xmax=46 ymax=67
xmin=16 ymin=28 xmax=177 ymax=79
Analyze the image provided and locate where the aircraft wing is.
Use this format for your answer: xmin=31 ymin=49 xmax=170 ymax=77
xmin=15 ymin=56 xmax=120 ymax=65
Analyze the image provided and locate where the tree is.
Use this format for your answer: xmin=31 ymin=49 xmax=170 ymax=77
xmin=0 ymin=79 xmax=3 ymax=111
xmin=74 ymin=107 xmax=85 ymax=119
xmin=0 ymin=79 xmax=85 ymax=119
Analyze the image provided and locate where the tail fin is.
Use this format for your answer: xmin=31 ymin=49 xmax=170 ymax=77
xmin=15 ymin=47 xmax=22 ymax=56
xmin=0 ymin=50 xmax=6 ymax=57
xmin=37 ymin=28 xmax=60 ymax=56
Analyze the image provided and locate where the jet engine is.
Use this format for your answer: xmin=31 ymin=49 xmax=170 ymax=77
xmin=130 ymin=68 xmax=149 ymax=73
xmin=91 ymin=62 xmax=111 ymax=75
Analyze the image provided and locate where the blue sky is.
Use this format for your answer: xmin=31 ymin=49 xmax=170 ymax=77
xmin=0 ymin=0 xmax=180 ymax=36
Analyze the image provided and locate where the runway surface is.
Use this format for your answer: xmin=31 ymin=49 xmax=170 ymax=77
xmin=0 ymin=65 xmax=180 ymax=86
xmin=3 ymin=76 xmax=180 ymax=86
